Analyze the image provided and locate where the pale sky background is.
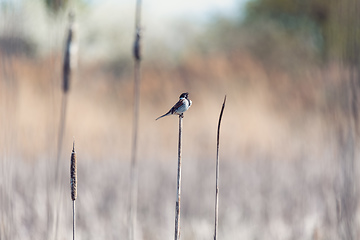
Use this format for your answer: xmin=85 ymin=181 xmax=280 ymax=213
xmin=89 ymin=0 xmax=247 ymax=21
xmin=11 ymin=0 xmax=249 ymax=59
xmin=81 ymin=0 xmax=248 ymax=59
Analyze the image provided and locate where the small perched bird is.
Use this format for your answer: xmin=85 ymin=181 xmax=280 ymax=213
xmin=156 ymin=92 xmax=192 ymax=120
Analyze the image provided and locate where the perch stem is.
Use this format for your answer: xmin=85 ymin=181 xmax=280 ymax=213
xmin=175 ymin=116 xmax=183 ymax=240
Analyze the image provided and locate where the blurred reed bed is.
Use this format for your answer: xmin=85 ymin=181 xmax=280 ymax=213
xmin=0 ymin=35 xmax=355 ymax=240
xmin=0 ymin=47 xmax=341 ymax=161
xmin=1 ymin=1 xmax=360 ymax=239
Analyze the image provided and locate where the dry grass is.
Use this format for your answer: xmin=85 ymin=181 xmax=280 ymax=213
xmin=0 ymin=50 xmax=355 ymax=239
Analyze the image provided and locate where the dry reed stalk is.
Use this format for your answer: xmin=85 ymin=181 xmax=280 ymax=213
xmin=129 ymin=1 xmax=142 ymax=239
xmin=54 ymin=11 xmax=78 ymax=240
xmin=214 ymin=96 xmax=226 ymax=240
xmin=70 ymin=140 xmax=77 ymax=240
xmin=56 ymin=11 xmax=78 ymax=178
xmin=55 ymin=11 xmax=78 ymax=185
xmin=174 ymin=116 xmax=183 ymax=240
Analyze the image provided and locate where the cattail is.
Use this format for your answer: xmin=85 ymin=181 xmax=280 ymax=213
xmin=53 ymin=11 xmax=78 ymax=240
xmin=70 ymin=139 xmax=77 ymax=240
xmin=129 ymin=1 xmax=142 ymax=239
xmin=63 ymin=11 xmax=78 ymax=93
xmin=133 ymin=28 xmax=141 ymax=61
xmin=70 ymin=140 xmax=77 ymax=201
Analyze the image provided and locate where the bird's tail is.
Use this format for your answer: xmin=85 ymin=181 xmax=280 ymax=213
xmin=155 ymin=110 xmax=171 ymax=120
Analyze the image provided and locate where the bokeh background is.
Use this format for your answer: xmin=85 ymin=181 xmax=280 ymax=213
xmin=1 ymin=0 xmax=360 ymax=239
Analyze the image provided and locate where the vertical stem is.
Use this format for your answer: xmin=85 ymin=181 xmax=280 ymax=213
xmin=53 ymin=93 xmax=68 ymax=240
xmin=175 ymin=116 xmax=183 ymax=240
xmin=129 ymin=60 xmax=140 ymax=240
xmin=55 ymin=93 xmax=68 ymax=185
xmin=54 ymin=12 xmax=77 ymax=240
xmin=72 ymin=200 xmax=76 ymax=240
xmin=214 ymin=96 xmax=226 ymax=240
xmin=135 ymin=0 xmax=142 ymax=29
xmin=129 ymin=14 xmax=142 ymax=240
xmin=129 ymin=0 xmax=142 ymax=238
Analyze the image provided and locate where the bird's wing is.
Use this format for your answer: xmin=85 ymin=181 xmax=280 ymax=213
xmin=171 ymin=99 xmax=185 ymax=113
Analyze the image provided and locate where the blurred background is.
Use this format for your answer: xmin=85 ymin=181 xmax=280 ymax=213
xmin=1 ymin=0 xmax=360 ymax=239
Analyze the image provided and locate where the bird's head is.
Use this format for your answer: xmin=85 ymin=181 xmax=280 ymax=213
xmin=179 ymin=92 xmax=189 ymax=99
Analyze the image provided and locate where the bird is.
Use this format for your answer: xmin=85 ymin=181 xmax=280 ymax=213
xmin=156 ymin=92 xmax=192 ymax=120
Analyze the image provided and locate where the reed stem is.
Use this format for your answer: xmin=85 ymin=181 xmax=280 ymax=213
xmin=54 ymin=12 xmax=77 ymax=240
xmin=174 ymin=116 xmax=183 ymax=240
xmin=214 ymin=96 xmax=226 ymax=240
xmin=129 ymin=0 xmax=142 ymax=238
xmin=72 ymin=200 xmax=76 ymax=240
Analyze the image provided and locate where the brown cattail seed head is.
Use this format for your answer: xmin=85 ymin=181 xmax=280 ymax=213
xmin=70 ymin=141 xmax=77 ymax=201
